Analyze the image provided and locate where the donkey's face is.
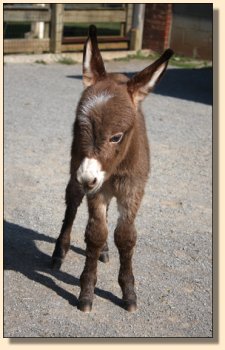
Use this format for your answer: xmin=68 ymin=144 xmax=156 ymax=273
xmin=76 ymin=80 xmax=136 ymax=194
xmin=76 ymin=25 xmax=173 ymax=195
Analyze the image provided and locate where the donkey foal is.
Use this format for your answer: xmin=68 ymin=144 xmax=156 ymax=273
xmin=52 ymin=25 xmax=173 ymax=313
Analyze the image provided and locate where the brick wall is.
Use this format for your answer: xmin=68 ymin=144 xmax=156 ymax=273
xmin=142 ymin=3 xmax=212 ymax=60
xmin=142 ymin=4 xmax=172 ymax=52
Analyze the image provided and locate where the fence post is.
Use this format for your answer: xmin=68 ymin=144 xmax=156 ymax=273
xmin=126 ymin=4 xmax=133 ymax=36
xmin=130 ymin=4 xmax=145 ymax=51
xmin=50 ymin=4 xmax=64 ymax=53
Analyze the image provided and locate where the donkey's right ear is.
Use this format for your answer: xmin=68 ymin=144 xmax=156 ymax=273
xmin=83 ymin=25 xmax=107 ymax=87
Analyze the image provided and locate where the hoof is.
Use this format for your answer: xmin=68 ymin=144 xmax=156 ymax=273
xmin=51 ymin=257 xmax=63 ymax=270
xmin=99 ymin=252 xmax=109 ymax=263
xmin=78 ymin=299 xmax=93 ymax=313
xmin=123 ymin=300 xmax=137 ymax=313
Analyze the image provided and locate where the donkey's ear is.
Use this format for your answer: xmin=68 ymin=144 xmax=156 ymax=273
xmin=127 ymin=49 xmax=173 ymax=107
xmin=83 ymin=25 xmax=107 ymax=87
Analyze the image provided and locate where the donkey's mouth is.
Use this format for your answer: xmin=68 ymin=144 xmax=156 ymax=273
xmin=84 ymin=179 xmax=104 ymax=196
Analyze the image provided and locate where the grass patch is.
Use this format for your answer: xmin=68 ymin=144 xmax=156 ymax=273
xmin=35 ymin=60 xmax=47 ymax=65
xmin=57 ymin=57 xmax=77 ymax=65
xmin=4 ymin=22 xmax=31 ymax=39
xmin=63 ymin=22 xmax=121 ymax=37
xmin=114 ymin=50 xmax=159 ymax=62
xmin=114 ymin=50 xmax=212 ymax=69
xmin=4 ymin=21 xmax=121 ymax=39
xmin=169 ymin=55 xmax=211 ymax=68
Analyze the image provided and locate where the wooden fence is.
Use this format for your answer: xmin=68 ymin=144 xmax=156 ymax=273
xmin=4 ymin=4 xmax=134 ymax=54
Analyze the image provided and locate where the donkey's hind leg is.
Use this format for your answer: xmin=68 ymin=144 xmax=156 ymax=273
xmin=51 ymin=179 xmax=84 ymax=270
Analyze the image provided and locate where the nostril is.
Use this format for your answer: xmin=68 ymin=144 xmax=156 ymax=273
xmin=89 ymin=177 xmax=97 ymax=188
xmin=82 ymin=178 xmax=97 ymax=191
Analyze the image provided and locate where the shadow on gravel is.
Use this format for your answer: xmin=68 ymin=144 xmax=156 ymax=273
xmin=3 ymin=221 xmax=122 ymax=309
xmin=67 ymin=67 xmax=212 ymax=105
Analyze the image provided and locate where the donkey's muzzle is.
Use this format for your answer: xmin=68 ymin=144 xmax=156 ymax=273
xmin=76 ymin=157 xmax=105 ymax=195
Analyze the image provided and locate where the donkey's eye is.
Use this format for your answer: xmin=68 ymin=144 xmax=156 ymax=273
xmin=109 ymin=133 xmax=123 ymax=143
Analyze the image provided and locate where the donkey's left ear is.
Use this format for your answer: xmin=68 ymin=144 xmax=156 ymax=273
xmin=127 ymin=49 xmax=173 ymax=107
xmin=83 ymin=25 xmax=107 ymax=87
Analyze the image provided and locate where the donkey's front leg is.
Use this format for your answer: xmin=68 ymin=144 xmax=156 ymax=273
xmin=51 ymin=179 xmax=84 ymax=269
xmin=115 ymin=221 xmax=137 ymax=312
xmin=78 ymin=194 xmax=108 ymax=313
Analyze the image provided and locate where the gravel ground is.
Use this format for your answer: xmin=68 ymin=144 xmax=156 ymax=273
xmin=4 ymin=60 xmax=212 ymax=338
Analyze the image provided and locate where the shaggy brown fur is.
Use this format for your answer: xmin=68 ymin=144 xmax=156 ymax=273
xmin=52 ymin=25 xmax=173 ymax=313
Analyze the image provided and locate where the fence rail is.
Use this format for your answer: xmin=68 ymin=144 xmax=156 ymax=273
xmin=4 ymin=39 xmax=50 ymax=54
xmin=4 ymin=4 xmax=135 ymax=54
xmin=63 ymin=9 xmax=126 ymax=23
xmin=4 ymin=8 xmax=51 ymax=22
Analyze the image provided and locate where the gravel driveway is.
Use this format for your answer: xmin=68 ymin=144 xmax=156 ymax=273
xmin=4 ymin=60 xmax=212 ymax=338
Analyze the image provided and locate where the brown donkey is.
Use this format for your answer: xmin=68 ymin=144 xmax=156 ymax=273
xmin=52 ymin=25 xmax=173 ymax=313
